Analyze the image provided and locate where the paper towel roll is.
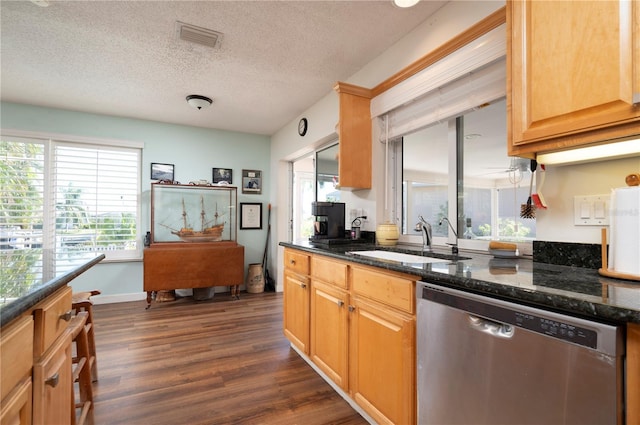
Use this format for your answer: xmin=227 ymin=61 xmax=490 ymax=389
xmin=608 ymin=186 xmax=640 ymax=276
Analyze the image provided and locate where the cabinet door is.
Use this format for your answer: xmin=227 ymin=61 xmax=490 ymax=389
xmin=33 ymin=332 xmax=73 ymax=425
xmin=334 ymin=82 xmax=372 ymax=190
xmin=350 ymin=296 xmax=415 ymax=425
xmin=310 ymin=280 xmax=349 ymax=390
xmin=0 ymin=378 xmax=32 ymax=425
xmin=283 ymin=270 xmax=310 ymax=354
xmin=509 ymin=0 xmax=640 ymax=153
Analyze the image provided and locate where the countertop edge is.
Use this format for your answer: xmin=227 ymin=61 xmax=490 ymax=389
xmin=1 ymin=253 xmax=106 ymax=327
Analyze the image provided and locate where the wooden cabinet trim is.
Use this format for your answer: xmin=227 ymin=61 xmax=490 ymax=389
xmin=372 ymin=6 xmax=506 ymax=97
xmin=627 ymin=322 xmax=640 ymax=425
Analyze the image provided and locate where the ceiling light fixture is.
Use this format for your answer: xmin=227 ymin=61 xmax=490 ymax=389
xmin=393 ymin=0 xmax=420 ymax=8
xmin=186 ymin=95 xmax=213 ymax=110
xmin=536 ymin=137 xmax=640 ymax=165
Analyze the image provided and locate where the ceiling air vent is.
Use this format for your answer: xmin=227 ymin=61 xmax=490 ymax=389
xmin=177 ymin=21 xmax=223 ymax=49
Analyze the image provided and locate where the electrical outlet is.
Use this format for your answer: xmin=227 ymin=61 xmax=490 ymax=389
xmin=574 ymin=195 xmax=610 ymax=226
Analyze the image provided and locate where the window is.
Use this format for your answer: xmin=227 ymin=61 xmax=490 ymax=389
xmin=399 ymin=99 xmax=535 ymax=247
xmin=1 ymin=133 xmax=141 ymax=261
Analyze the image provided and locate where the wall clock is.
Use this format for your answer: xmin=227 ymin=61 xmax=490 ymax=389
xmin=298 ymin=118 xmax=308 ymax=136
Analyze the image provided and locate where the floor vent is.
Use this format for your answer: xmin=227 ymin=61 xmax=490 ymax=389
xmin=177 ymin=21 xmax=223 ymax=49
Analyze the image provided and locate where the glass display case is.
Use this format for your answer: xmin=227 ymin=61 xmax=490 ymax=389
xmin=150 ymin=183 xmax=237 ymax=244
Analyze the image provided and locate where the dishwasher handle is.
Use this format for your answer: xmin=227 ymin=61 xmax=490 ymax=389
xmin=468 ymin=315 xmax=514 ymax=339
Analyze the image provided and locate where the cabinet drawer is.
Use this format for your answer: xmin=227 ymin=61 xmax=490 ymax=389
xmin=351 ymin=266 xmax=417 ymax=314
xmin=311 ymin=255 xmax=348 ymax=289
xmin=33 ymin=286 xmax=73 ymax=358
xmin=1 ymin=316 xmax=34 ymax=402
xmin=284 ymin=249 xmax=310 ymax=276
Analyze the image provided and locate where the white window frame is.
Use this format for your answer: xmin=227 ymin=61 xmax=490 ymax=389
xmin=1 ymin=129 xmax=143 ymax=261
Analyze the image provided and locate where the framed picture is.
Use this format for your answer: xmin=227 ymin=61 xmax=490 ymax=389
xmin=240 ymin=202 xmax=262 ymax=229
xmin=151 ymin=163 xmax=174 ymax=181
xmin=242 ymin=169 xmax=262 ymax=194
xmin=212 ymin=168 xmax=233 ymax=184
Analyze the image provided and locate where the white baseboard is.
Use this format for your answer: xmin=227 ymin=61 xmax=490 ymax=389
xmin=290 ymin=344 xmax=376 ymax=425
xmin=91 ymin=292 xmax=146 ymax=305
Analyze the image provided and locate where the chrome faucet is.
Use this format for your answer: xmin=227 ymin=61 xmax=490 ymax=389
xmin=415 ymin=215 xmax=432 ymax=252
xmin=439 ymin=217 xmax=459 ymax=254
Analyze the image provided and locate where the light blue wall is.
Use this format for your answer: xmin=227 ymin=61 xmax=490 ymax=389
xmin=1 ymin=101 xmax=271 ymax=297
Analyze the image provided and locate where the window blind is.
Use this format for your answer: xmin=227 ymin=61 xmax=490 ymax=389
xmin=371 ymin=23 xmax=506 ymax=139
xmin=1 ymin=134 xmax=141 ymax=262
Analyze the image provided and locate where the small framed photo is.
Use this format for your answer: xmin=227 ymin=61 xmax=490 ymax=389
xmin=240 ymin=202 xmax=262 ymax=229
xmin=212 ymin=168 xmax=233 ymax=184
xmin=151 ymin=163 xmax=174 ymax=181
xmin=242 ymin=169 xmax=262 ymax=194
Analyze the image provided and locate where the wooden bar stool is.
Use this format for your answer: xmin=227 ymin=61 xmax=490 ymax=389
xmin=68 ymin=311 xmax=94 ymax=425
xmin=72 ymin=290 xmax=100 ymax=382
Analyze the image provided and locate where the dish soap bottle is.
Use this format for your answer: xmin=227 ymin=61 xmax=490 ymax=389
xmin=463 ymin=218 xmax=476 ymax=239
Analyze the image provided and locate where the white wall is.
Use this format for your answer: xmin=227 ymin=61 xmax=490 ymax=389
xmin=536 ymin=156 xmax=640 ymax=243
xmin=2 ymin=102 xmax=271 ymax=300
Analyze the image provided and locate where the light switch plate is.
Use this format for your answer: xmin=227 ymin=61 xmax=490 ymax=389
xmin=574 ymin=195 xmax=610 ymax=226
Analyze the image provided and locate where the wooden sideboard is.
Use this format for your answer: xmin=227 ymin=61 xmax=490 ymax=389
xmin=143 ymin=242 xmax=244 ymax=307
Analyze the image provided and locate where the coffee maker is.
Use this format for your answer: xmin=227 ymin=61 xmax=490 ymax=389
xmin=311 ymin=202 xmax=345 ymax=240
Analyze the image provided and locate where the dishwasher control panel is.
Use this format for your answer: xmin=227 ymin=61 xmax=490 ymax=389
xmin=423 ymin=286 xmax=599 ymax=350
xmin=514 ymin=312 xmax=597 ymax=349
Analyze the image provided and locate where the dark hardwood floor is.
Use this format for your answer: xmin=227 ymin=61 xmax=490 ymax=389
xmin=91 ymin=291 xmax=368 ymax=425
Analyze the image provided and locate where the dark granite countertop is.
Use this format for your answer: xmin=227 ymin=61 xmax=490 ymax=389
xmin=280 ymin=240 xmax=640 ymax=325
xmin=1 ymin=249 xmax=105 ymax=327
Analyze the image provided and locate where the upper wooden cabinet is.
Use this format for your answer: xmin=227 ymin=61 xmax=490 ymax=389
xmin=508 ymin=0 xmax=640 ymax=157
xmin=334 ymin=82 xmax=372 ymax=190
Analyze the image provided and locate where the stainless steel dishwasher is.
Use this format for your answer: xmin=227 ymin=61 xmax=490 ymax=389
xmin=417 ymin=282 xmax=625 ymax=425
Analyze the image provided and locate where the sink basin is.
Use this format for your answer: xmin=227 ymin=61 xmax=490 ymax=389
xmin=347 ymin=250 xmax=450 ymax=264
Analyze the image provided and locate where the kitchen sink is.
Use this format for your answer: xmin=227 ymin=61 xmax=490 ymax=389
xmin=346 ymin=250 xmax=451 ymax=264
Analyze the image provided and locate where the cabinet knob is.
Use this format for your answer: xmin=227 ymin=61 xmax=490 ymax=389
xmin=59 ymin=310 xmax=73 ymax=322
xmin=337 ymin=300 xmax=344 ymax=307
xmin=300 ymin=283 xmax=307 ymax=289
xmin=289 ymin=259 xmax=296 ymax=265
xmin=45 ymin=373 xmax=60 ymax=388
xmin=348 ymin=305 xmax=355 ymax=312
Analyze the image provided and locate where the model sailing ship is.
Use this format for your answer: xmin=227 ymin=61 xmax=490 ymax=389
xmin=162 ymin=196 xmax=225 ymax=242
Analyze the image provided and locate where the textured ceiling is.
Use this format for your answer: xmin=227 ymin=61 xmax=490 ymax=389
xmin=1 ymin=0 xmax=447 ymax=136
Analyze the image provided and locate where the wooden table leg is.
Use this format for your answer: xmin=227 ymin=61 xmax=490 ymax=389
xmin=146 ymin=291 xmax=153 ymax=309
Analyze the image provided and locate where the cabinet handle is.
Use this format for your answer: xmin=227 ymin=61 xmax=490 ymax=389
xmin=300 ymin=282 xmax=307 ymax=289
xmin=337 ymin=300 xmax=344 ymax=307
xmin=59 ymin=310 xmax=73 ymax=322
xmin=45 ymin=373 xmax=60 ymax=388
xmin=289 ymin=259 xmax=296 ymax=265
xmin=348 ymin=305 xmax=355 ymax=312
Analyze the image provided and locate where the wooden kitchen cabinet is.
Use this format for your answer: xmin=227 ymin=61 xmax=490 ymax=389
xmin=507 ymin=0 xmax=640 ymax=157
xmin=349 ymin=296 xmax=415 ymax=425
xmin=310 ymin=280 xmax=349 ymax=390
xmin=334 ymin=82 xmax=372 ymax=190
xmin=32 ymin=332 xmax=73 ymax=425
xmin=283 ymin=249 xmax=311 ymax=354
xmin=1 ymin=315 xmax=34 ymax=425
xmin=350 ymin=265 xmax=417 ymax=425
xmin=32 ymin=285 xmax=74 ymax=425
